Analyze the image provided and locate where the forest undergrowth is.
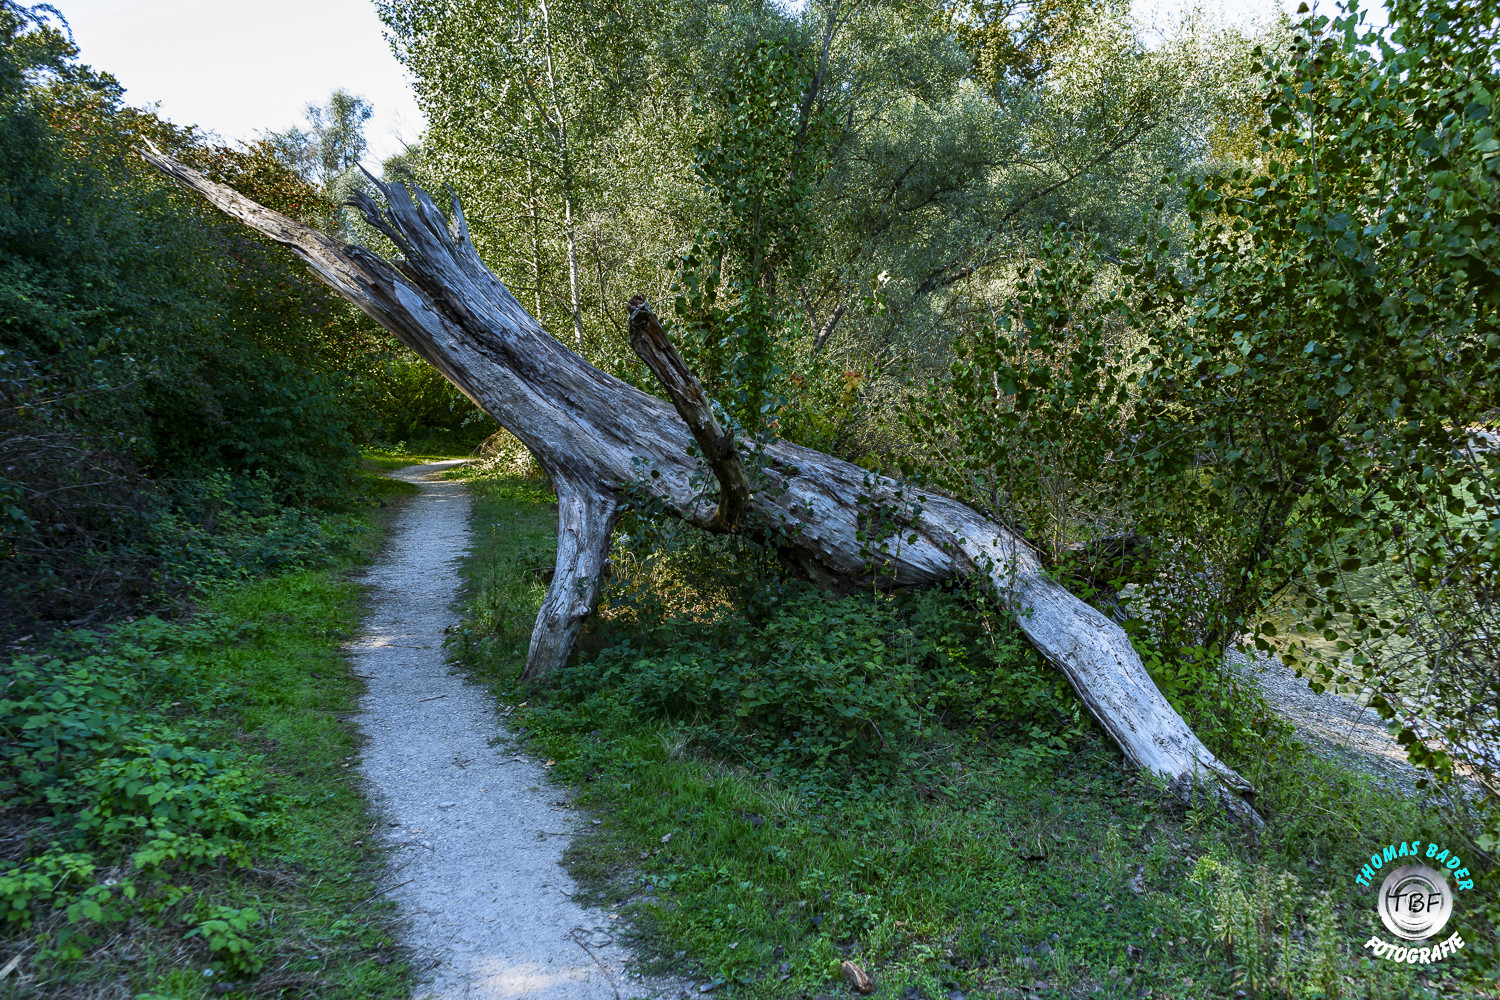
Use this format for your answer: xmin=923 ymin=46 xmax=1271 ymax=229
xmin=453 ymin=471 xmax=1492 ymax=1000
xmin=0 ymin=463 xmax=422 ymax=1000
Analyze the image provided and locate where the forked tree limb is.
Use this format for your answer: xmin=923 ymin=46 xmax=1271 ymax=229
xmin=140 ymin=147 xmax=1262 ymax=825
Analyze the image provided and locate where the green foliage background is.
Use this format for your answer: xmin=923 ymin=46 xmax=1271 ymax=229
xmin=1 ymin=0 xmax=1497 ymax=993
xmin=0 ymin=5 xmax=492 ymax=630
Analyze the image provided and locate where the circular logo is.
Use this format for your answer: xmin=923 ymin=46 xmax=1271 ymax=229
xmin=1378 ymin=865 xmax=1453 ymax=940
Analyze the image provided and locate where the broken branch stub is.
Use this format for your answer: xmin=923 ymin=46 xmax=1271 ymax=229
xmin=139 ymin=147 xmax=1262 ymax=825
xmin=626 ymin=295 xmax=751 ymax=533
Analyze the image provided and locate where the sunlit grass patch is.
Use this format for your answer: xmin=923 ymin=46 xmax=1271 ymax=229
xmin=361 ymin=450 xmax=468 ymax=472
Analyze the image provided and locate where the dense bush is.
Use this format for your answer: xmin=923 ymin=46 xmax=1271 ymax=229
xmin=0 ymin=619 xmax=280 ymax=965
xmin=530 ymin=511 xmax=1088 ymax=796
xmin=0 ymin=4 xmax=467 ymax=629
xmin=593 ymin=593 xmax=1072 ymax=758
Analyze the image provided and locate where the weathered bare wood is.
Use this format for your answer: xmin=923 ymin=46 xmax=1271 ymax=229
xmin=140 ymin=147 xmax=1262 ymax=824
xmin=526 ymin=475 xmax=618 ymax=681
xmin=626 ymin=295 xmax=751 ymax=533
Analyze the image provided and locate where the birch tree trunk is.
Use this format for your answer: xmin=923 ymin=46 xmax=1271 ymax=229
xmin=562 ymin=193 xmax=584 ymax=346
xmin=526 ymin=162 xmax=544 ymax=322
xmin=536 ymin=0 xmax=585 ymax=347
xmin=141 ymin=148 xmax=1261 ymax=825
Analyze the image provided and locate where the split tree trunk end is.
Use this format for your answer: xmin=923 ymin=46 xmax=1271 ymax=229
xmin=626 ymin=296 xmax=751 ymax=533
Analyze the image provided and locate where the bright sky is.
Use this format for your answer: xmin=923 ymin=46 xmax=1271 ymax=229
xmin=52 ymin=0 xmax=1318 ymax=170
xmin=54 ymin=0 xmax=424 ymax=163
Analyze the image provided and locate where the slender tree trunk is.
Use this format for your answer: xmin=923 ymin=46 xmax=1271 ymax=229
xmin=537 ymin=0 xmax=585 ymax=347
xmin=526 ymin=162 xmax=544 ymax=322
xmin=563 ymin=193 xmax=584 ymax=346
xmin=140 ymin=147 xmax=1263 ymax=825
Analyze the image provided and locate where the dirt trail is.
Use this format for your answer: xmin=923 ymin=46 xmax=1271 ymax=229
xmin=349 ymin=462 xmax=671 ymax=1000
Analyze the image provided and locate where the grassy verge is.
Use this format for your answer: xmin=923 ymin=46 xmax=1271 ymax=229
xmin=0 ymin=466 xmax=415 ymax=999
xmin=454 ymin=473 xmax=1490 ymax=1000
xmin=362 ymin=450 xmax=469 ymax=473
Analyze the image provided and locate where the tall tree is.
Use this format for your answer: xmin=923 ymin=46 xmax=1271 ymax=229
xmin=267 ymin=88 xmax=374 ymax=187
xmin=378 ymin=0 xmax=661 ymax=349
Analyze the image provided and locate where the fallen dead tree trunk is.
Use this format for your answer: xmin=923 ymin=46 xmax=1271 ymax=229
xmin=141 ymin=148 xmax=1261 ymax=824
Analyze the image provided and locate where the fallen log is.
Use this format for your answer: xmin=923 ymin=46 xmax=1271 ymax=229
xmin=140 ymin=147 xmax=1261 ymax=824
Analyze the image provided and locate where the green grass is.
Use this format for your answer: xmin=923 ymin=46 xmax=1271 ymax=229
xmin=0 ymin=482 xmax=414 ymax=999
xmin=366 ymin=473 xmax=422 ymax=499
xmin=362 ymin=449 xmax=469 ymax=473
xmin=452 ymin=473 xmax=1491 ymax=1000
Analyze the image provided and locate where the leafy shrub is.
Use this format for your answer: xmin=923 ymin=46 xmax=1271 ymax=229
xmin=147 ymin=355 xmax=360 ymax=509
xmin=186 ymin=904 xmax=267 ymax=976
xmin=152 ymin=471 xmax=361 ymax=587
xmin=0 ymin=852 xmax=95 ymax=926
xmin=64 ymin=742 xmax=274 ymax=859
xmin=1135 ymin=638 xmax=1293 ymax=765
xmin=0 ymin=618 xmax=281 ymax=937
xmin=558 ymin=579 xmax=1085 ymax=792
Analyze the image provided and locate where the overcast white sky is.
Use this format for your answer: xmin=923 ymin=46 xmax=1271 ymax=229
xmin=53 ymin=0 xmax=1307 ymax=169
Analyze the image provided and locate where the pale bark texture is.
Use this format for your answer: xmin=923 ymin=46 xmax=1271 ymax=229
xmin=626 ymin=295 xmax=751 ymax=533
xmin=140 ymin=147 xmax=1261 ymax=823
xmin=529 ymin=474 xmax=618 ymax=686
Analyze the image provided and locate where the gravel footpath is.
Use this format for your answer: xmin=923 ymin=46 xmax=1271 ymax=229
xmin=349 ymin=462 xmax=676 ymax=1000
